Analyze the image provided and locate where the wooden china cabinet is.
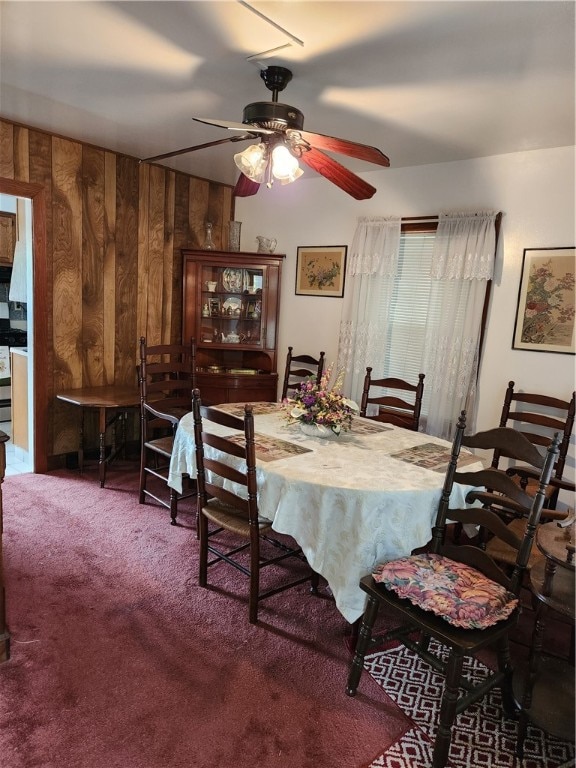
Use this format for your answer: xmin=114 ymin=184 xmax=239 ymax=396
xmin=182 ymin=249 xmax=285 ymax=405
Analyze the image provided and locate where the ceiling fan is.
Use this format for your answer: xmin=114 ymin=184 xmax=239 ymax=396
xmin=141 ymin=66 xmax=390 ymax=200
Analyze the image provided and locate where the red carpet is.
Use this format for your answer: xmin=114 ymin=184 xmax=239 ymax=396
xmin=0 ymin=469 xmax=407 ymax=768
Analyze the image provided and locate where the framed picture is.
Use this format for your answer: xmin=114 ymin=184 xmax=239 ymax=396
xmin=512 ymin=247 xmax=575 ymax=354
xmin=209 ymin=297 xmax=221 ymax=317
xmin=295 ymin=245 xmax=347 ymax=298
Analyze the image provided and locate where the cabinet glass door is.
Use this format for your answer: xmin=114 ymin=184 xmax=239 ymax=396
xmin=199 ymin=265 xmax=264 ymax=348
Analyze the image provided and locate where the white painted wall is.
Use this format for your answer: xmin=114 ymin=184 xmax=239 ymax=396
xmin=237 ymin=145 xmax=576 ymax=489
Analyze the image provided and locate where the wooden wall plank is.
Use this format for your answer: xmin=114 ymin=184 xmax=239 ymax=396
xmin=173 ymin=173 xmax=190 ymax=345
xmin=163 ymin=171 xmax=176 ymax=344
xmin=137 ymin=162 xmax=150 ymax=349
xmin=52 ymin=136 xmax=83 ymax=454
xmin=189 ymin=177 xmax=210 ymax=249
xmin=14 ymin=126 xmax=30 ymax=182
xmin=0 ymin=121 xmax=14 ymax=179
xmin=52 ymin=137 xmax=83 ymax=389
xmin=103 ymin=152 xmax=117 ymax=384
xmin=81 ymin=145 xmax=105 ymax=386
xmin=209 ymin=183 xmax=226 ymax=250
xmin=115 ymin=155 xmax=139 ymax=386
xmin=146 ymin=164 xmax=165 ymax=346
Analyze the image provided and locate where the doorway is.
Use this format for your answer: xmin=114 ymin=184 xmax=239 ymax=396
xmin=0 ymin=178 xmax=47 ymax=474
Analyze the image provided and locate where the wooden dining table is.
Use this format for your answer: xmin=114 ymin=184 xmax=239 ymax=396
xmin=168 ymin=402 xmax=483 ymax=623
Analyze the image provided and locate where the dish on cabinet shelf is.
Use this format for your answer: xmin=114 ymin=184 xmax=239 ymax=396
xmin=222 ymin=296 xmax=242 ymax=315
xmin=222 ymin=268 xmax=243 ymax=292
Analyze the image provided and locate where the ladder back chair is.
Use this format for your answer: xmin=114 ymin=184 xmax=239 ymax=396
xmin=192 ymin=389 xmax=319 ymax=624
xmin=139 ymin=336 xmax=197 ymax=526
xmin=492 ymin=381 xmax=575 ymax=510
xmin=360 ymin=368 xmax=425 ymax=431
xmin=346 ymin=412 xmax=560 ymax=768
xmin=281 ymin=347 xmax=325 ymax=401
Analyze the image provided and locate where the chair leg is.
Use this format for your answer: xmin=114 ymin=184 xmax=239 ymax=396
xmin=249 ymin=536 xmax=260 ymax=624
xmin=496 ymin=635 xmax=518 ymax=718
xmin=138 ymin=446 xmax=147 ymax=504
xmin=346 ymin=596 xmax=380 ymax=696
xmin=169 ymin=488 xmax=178 ymax=526
xmin=432 ymin=649 xmax=464 ymax=768
xmin=199 ymin=514 xmax=208 ymax=587
xmin=310 ymin=570 xmax=320 ymax=594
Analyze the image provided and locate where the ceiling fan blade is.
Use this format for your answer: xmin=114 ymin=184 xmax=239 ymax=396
xmin=234 ymin=174 xmax=260 ymax=198
xmin=292 ymin=130 xmax=390 ymax=168
xmin=141 ymin=135 xmax=252 ymax=164
xmin=193 ymin=117 xmax=273 ymax=135
xmin=300 ymin=148 xmax=377 ymax=200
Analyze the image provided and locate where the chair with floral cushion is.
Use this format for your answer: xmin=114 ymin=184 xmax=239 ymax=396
xmin=346 ymin=412 xmax=559 ymax=768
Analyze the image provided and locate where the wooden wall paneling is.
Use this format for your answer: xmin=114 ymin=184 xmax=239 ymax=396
xmin=13 ymin=126 xmax=30 ymax=182
xmin=0 ymin=118 xmax=235 ymax=466
xmin=208 ymin=183 xmax=227 ymax=250
xmin=173 ymin=173 xmax=191 ymax=346
xmin=52 ymin=136 xmax=83 ymax=455
xmin=137 ymin=161 xmax=150 ymax=348
xmin=189 ymin=177 xmax=210 ymax=249
xmin=115 ymin=156 xmax=139 ymax=386
xmin=103 ymin=152 xmax=117 ymax=384
xmin=145 ymin=164 xmax=166 ymax=346
xmin=0 ymin=122 xmax=14 ymax=179
xmin=81 ymin=145 xmax=105 ymax=387
xmin=162 ymin=170 xmax=176 ymax=345
xmin=28 ymin=129 xmax=54 ymax=460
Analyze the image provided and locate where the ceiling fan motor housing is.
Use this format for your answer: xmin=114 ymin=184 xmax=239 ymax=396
xmin=243 ymin=102 xmax=304 ymax=132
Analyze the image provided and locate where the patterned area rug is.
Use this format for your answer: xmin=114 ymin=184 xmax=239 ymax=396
xmin=365 ymin=640 xmax=575 ymax=768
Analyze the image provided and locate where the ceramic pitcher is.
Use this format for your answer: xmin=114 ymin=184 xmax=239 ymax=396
xmin=256 ymin=236 xmax=277 ymax=254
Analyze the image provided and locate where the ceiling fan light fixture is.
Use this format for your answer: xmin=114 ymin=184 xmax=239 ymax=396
xmin=271 ymin=143 xmax=302 ymax=184
xmin=234 ymin=143 xmax=268 ymax=182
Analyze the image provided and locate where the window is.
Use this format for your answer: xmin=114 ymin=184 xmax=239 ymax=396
xmin=380 ymin=223 xmax=437 ymax=416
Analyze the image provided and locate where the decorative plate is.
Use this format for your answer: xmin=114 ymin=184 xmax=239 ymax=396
xmin=222 ymin=268 xmax=243 ymax=292
xmin=222 ymin=296 xmax=242 ymax=314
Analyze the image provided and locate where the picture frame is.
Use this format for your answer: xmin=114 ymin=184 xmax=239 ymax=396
xmin=512 ymin=247 xmax=575 ymax=354
xmin=209 ymin=297 xmax=221 ymax=317
xmin=295 ymin=245 xmax=347 ymax=298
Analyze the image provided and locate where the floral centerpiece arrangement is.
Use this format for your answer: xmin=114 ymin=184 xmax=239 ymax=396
xmin=282 ymin=364 xmax=359 ymax=437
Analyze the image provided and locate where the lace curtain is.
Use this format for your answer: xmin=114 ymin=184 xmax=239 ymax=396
xmin=337 ymin=217 xmax=401 ymax=400
xmin=337 ymin=211 xmax=498 ymax=438
xmin=423 ymin=211 xmax=497 ymax=438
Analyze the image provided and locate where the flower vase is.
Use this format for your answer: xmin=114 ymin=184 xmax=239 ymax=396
xmin=228 ymin=221 xmax=241 ymax=252
xmin=300 ymin=422 xmax=339 ymax=439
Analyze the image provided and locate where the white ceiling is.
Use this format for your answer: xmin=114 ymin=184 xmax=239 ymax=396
xmin=1 ymin=1 xmax=574 ymax=187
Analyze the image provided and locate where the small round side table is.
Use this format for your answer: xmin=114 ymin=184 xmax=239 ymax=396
xmin=515 ymin=520 xmax=575 ymax=758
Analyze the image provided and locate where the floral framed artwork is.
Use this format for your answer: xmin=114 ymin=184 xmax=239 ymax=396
xmin=512 ymin=247 xmax=575 ymax=354
xmin=295 ymin=245 xmax=347 ymax=298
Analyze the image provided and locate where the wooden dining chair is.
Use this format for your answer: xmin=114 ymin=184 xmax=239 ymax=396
xmin=192 ymin=389 xmax=318 ymax=624
xmin=281 ymin=346 xmax=325 ymax=401
xmin=346 ymin=412 xmax=560 ymax=768
xmin=139 ymin=336 xmax=197 ymax=526
xmin=492 ymin=381 xmax=575 ymax=510
xmin=360 ymin=368 xmax=425 ymax=431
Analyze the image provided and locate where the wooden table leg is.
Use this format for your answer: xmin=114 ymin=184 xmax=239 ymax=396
xmin=98 ymin=406 xmax=107 ymax=488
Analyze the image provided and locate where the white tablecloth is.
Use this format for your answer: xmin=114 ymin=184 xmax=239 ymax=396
xmin=168 ymin=405 xmax=483 ymax=623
